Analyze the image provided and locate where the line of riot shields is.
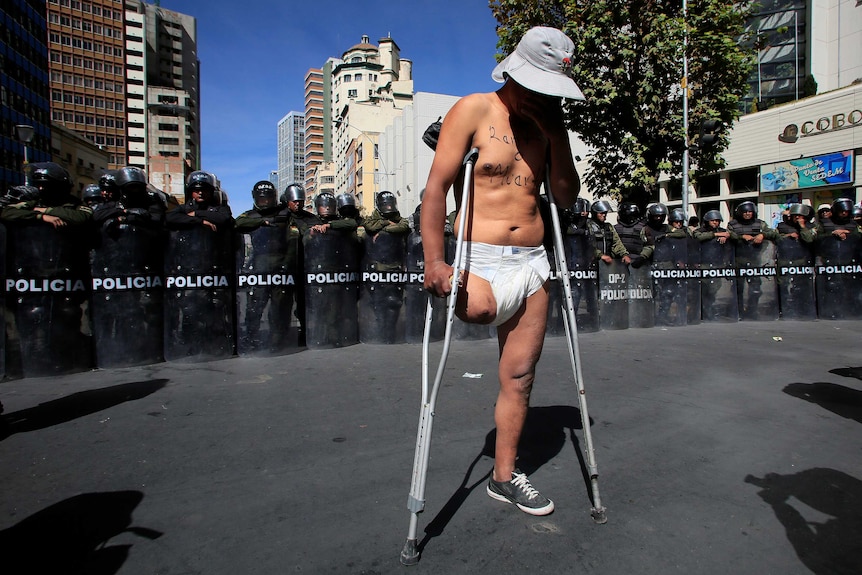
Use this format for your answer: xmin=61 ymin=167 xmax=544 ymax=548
xmin=1 ymin=219 xmax=860 ymax=379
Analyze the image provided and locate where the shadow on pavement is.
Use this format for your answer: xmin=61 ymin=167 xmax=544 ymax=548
xmin=0 ymin=491 xmax=162 ymax=574
xmin=0 ymin=378 xmax=169 ymax=439
xmin=745 ymin=468 xmax=862 ymax=575
xmin=829 ymin=366 xmax=862 ymax=381
xmin=782 ymin=382 xmax=862 ymax=424
xmin=417 ymin=405 xmax=591 ymax=555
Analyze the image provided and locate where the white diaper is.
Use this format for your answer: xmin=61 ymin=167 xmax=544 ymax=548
xmin=458 ymin=242 xmax=550 ymax=326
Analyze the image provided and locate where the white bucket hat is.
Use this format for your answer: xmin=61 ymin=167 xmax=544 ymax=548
xmin=492 ymin=26 xmax=585 ymax=101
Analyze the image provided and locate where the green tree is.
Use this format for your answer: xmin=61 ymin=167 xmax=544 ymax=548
xmin=490 ymin=0 xmax=755 ymax=205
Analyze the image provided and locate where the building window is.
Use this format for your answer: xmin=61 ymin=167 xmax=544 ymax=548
xmin=348 ymin=89 xmax=357 ymax=98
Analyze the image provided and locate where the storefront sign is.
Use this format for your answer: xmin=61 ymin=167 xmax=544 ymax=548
xmin=760 ymin=150 xmax=854 ymax=192
xmin=778 ymin=109 xmax=862 ymax=142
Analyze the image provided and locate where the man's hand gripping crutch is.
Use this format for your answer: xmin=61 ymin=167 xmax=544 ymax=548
xmin=400 ymin=148 xmax=479 ymax=566
xmin=544 ymin=172 xmax=607 ymax=525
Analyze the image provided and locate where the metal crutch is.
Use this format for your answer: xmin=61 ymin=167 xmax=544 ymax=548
xmin=400 ymin=147 xmax=480 ymax=566
xmin=544 ymin=173 xmax=607 ymax=524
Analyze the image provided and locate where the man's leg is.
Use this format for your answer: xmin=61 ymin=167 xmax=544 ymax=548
xmin=493 ymin=285 xmax=549 ymax=481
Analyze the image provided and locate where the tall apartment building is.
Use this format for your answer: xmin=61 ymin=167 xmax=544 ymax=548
xmin=46 ymin=0 xmax=127 ymax=167
xmin=45 ymin=0 xmax=199 ymax=201
xmin=277 ymin=111 xmax=305 ymax=193
xmin=306 ymin=35 xmax=413 ymax=213
xmin=1 ymin=0 xmax=52 ymax=193
xmin=303 ymin=68 xmax=324 ymax=195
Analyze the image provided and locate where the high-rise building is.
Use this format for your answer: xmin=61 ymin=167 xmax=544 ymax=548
xmin=46 ymin=0 xmax=127 ymax=167
xmin=45 ymin=0 xmax=199 ymax=202
xmin=277 ymin=111 xmax=305 ymax=193
xmin=321 ymin=35 xmax=413 ymax=213
xmin=1 ymin=0 xmax=52 ymax=192
xmin=303 ymin=68 xmax=324 ymax=195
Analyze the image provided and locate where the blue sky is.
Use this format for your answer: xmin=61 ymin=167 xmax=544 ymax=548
xmin=156 ymin=0 xmax=503 ymax=214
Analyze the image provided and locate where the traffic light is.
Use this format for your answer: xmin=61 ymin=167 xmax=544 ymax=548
xmin=699 ymin=119 xmax=722 ymax=150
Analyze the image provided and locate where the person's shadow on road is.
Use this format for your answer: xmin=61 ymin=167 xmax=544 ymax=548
xmin=417 ymin=404 xmax=593 ymax=554
xmin=746 ymin=468 xmax=862 ymax=575
xmin=0 ymin=490 xmax=163 ymax=575
xmin=0 ymin=378 xmax=169 ymax=440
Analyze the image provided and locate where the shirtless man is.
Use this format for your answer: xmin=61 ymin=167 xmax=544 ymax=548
xmin=422 ymin=27 xmax=582 ymax=515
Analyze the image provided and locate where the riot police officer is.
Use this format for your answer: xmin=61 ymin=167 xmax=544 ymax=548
xmin=1 ymin=162 xmax=92 ymax=226
xmin=727 ymin=200 xmax=779 ymax=319
xmin=92 ymin=167 xmax=166 ymax=230
xmin=614 ymin=202 xmax=649 ymax=267
xmin=98 ymin=170 xmax=119 ymax=203
xmin=817 ymin=198 xmax=859 ymax=242
xmin=166 ymin=171 xmax=233 ymax=230
xmin=235 ymin=180 xmax=296 ymax=351
xmin=640 ymin=203 xmax=687 ymax=254
xmin=283 ymin=183 xmax=319 ymax=237
xmin=694 ymin=210 xmax=732 ymax=320
xmin=775 ymin=203 xmax=816 ymax=319
xmin=235 ymin=180 xmax=284 ymax=231
xmin=1 ymin=162 xmax=93 ymax=375
xmin=363 ymin=191 xmax=410 ymax=237
xmin=83 ymin=183 xmax=105 ymax=209
xmin=588 ymin=200 xmax=631 ymax=265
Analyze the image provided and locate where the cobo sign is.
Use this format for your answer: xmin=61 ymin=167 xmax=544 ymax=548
xmin=778 ymin=109 xmax=862 ymax=143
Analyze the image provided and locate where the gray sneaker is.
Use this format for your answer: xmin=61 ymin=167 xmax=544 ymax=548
xmin=486 ymin=469 xmax=554 ymax=515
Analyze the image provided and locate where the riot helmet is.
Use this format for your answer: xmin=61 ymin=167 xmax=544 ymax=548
xmin=618 ymin=202 xmax=641 ymax=225
xmin=853 ymin=205 xmax=862 ymax=223
xmin=336 ymin=193 xmax=358 ymax=217
xmin=590 ymin=200 xmax=611 ymax=216
xmin=186 ymin=170 xmax=216 ymax=203
xmin=315 ymin=192 xmax=337 ymax=219
xmin=115 ymin=167 xmax=148 ymax=191
xmin=376 ymin=191 xmax=398 ymax=215
xmin=574 ymin=197 xmax=591 ymax=215
xmin=830 ymin=198 xmax=854 ymax=223
xmin=3 ymin=185 xmax=40 ymax=205
xmin=28 ymin=162 xmax=73 ymax=199
xmin=817 ymin=203 xmax=832 ymax=221
xmin=646 ymin=203 xmax=668 ymax=227
xmin=788 ymin=203 xmax=814 ymax=224
xmin=83 ymin=183 xmax=104 ymax=207
xmin=668 ymin=208 xmax=686 ymax=224
xmin=251 ymin=180 xmax=278 ymax=211
xmin=282 ymin=183 xmax=305 ymax=204
xmin=703 ymin=209 xmax=723 ymax=223
xmin=99 ymin=170 xmax=119 ymax=200
xmin=734 ymin=201 xmax=757 ymax=220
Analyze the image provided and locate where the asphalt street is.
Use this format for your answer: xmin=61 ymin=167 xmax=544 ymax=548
xmin=1 ymin=319 xmax=861 ymax=574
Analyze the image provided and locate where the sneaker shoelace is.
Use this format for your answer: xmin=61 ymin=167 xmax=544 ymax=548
xmin=510 ymin=471 xmax=540 ymax=500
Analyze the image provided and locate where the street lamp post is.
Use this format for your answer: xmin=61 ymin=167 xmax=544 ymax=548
xmin=14 ymin=124 xmax=36 ymax=184
xmin=681 ymin=0 xmax=690 ymax=219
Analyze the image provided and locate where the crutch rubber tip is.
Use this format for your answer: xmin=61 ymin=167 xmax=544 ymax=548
xmin=591 ymin=506 xmax=608 ymax=524
xmin=400 ymin=539 xmax=420 ymax=566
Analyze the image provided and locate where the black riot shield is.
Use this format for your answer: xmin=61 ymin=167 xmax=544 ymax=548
xmin=164 ymin=228 xmax=235 ymax=361
xmin=304 ymin=229 xmax=360 ymax=348
xmin=686 ymin=235 xmax=702 ymax=325
xmin=734 ymin=240 xmax=778 ymax=321
xmin=699 ymin=237 xmax=738 ymax=322
xmin=814 ymin=234 xmax=862 ymax=320
xmin=598 ymin=260 xmax=629 ymax=330
xmin=545 ymin=247 xmax=565 ymax=336
xmin=4 ymin=224 xmax=93 ymax=377
xmin=626 ymin=263 xmax=654 ymax=328
xmin=650 ymin=236 xmax=689 ymax=326
xmin=0 ymin=223 xmax=5 ymax=378
xmin=235 ymin=225 xmax=300 ymax=355
xmin=360 ymin=232 xmax=407 ymax=344
xmin=90 ymin=223 xmax=166 ymax=367
xmin=405 ymin=231 xmax=443 ymax=343
xmin=563 ymin=233 xmax=599 ymax=333
xmin=776 ymin=235 xmax=816 ymax=320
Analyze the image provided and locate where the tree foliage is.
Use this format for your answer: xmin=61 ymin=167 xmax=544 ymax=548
xmin=489 ymin=0 xmax=755 ymax=205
